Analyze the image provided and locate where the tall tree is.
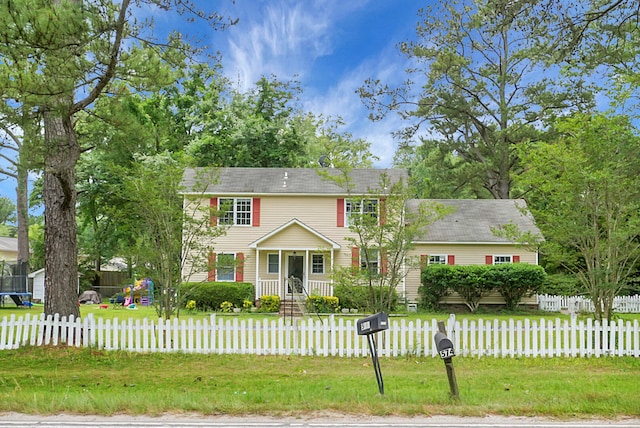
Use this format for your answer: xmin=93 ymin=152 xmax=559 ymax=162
xmin=0 ymin=0 xmax=231 ymax=318
xmin=360 ymin=0 xmax=592 ymax=199
xmin=518 ymin=113 xmax=640 ymax=321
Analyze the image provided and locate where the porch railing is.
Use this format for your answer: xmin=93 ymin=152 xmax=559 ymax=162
xmin=256 ymin=279 xmax=333 ymax=300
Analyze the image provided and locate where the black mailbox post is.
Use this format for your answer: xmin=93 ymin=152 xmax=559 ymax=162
xmin=433 ymin=321 xmax=460 ymax=400
xmin=357 ymin=312 xmax=388 ymax=395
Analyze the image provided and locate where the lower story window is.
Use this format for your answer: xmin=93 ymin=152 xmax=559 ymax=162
xmin=312 ymin=254 xmax=324 ymax=274
xmin=429 ymin=255 xmax=447 ymax=265
xmin=360 ymin=248 xmax=379 ymax=274
xmin=267 ymin=253 xmax=279 ymax=274
xmin=493 ymin=255 xmax=512 ymax=265
xmin=217 ymin=253 xmax=236 ymax=281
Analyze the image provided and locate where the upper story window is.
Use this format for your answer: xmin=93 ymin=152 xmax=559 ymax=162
xmin=345 ymin=199 xmax=378 ymax=226
xmin=219 ymin=198 xmax=252 ymax=226
xmin=429 ymin=255 xmax=447 ymax=265
xmin=493 ymin=255 xmax=512 ymax=265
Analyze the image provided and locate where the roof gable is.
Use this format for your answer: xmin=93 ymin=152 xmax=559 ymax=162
xmin=409 ymin=199 xmax=541 ymax=243
xmin=181 ymin=167 xmax=408 ymax=196
xmin=249 ymin=218 xmax=341 ymax=249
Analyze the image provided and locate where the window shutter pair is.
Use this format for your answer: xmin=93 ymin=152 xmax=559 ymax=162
xmin=207 ymin=252 xmax=244 ymax=282
xmin=351 ymin=247 xmax=388 ymax=273
xmin=210 ymin=197 xmax=260 ymax=226
xmin=485 ymin=255 xmax=521 ymax=265
xmin=420 ymin=254 xmax=456 ymax=265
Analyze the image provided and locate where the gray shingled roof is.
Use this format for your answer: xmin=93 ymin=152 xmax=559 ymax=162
xmin=180 ymin=167 xmax=408 ymax=195
xmin=409 ymin=199 xmax=541 ymax=243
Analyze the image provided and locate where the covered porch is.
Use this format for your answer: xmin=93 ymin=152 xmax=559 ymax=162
xmin=249 ymin=219 xmax=341 ymax=301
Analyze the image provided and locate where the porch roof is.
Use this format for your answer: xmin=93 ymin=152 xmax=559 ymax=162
xmin=248 ymin=218 xmax=341 ymax=249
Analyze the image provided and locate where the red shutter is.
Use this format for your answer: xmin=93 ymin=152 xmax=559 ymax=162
xmin=337 ymin=198 xmax=345 ymax=227
xmin=420 ymin=254 xmax=428 ymax=268
xmin=252 ymin=198 xmax=260 ymax=227
xmin=485 ymin=255 xmax=493 ymax=265
xmin=235 ymin=252 xmax=245 ymax=282
xmin=208 ymin=252 xmax=216 ymax=281
xmin=210 ymin=198 xmax=218 ymax=226
xmin=447 ymin=255 xmax=455 ymax=265
xmin=379 ymin=198 xmax=386 ymax=226
xmin=513 ymin=255 xmax=520 ymax=263
xmin=351 ymin=247 xmax=360 ymax=267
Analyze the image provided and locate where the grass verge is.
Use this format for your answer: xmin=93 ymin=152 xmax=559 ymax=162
xmin=0 ymin=346 xmax=638 ymax=419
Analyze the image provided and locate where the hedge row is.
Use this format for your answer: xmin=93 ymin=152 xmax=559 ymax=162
xmin=182 ymin=282 xmax=254 ymax=311
xmin=419 ymin=264 xmax=547 ymax=312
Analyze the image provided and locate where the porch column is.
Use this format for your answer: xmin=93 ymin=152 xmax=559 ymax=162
xmin=255 ymin=248 xmax=260 ymax=301
xmin=278 ymin=249 xmax=283 ymax=299
xmin=305 ymin=249 xmax=310 ymax=292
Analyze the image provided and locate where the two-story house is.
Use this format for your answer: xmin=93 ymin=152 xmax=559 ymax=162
xmin=180 ymin=167 xmax=541 ymax=307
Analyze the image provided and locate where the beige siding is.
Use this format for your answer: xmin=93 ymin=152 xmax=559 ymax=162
xmin=404 ymin=243 xmax=539 ymax=304
xmin=183 ymin=195 xmax=360 ymax=285
xmin=183 ymin=195 xmax=540 ymax=309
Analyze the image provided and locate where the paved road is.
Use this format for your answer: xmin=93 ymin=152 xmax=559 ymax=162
xmin=0 ymin=414 xmax=639 ymax=428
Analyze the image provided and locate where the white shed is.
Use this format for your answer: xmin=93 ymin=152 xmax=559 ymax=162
xmin=28 ymin=268 xmax=45 ymax=302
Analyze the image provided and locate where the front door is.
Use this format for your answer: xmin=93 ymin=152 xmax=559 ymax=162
xmin=287 ymin=254 xmax=304 ymax=296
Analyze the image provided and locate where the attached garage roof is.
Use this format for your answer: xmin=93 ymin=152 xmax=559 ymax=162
xmin=409 ymin=199 xmax=541 ymax=244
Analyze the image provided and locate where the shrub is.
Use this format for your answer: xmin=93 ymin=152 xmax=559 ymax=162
xmin=333 ymin=285 xmax=399 ymax=312
xmin=259 ymin=295 xmax=280 ymax=312
xmin=181 ymin=282 xmax=254 ymax=311
xmin=306 ymin=295 xmax=339 ymax=313
xmin=219 ymin=301 xmax=234 ymax=312
xmin=490 ymin=263 xmax=546 ymax=310
xmin=419 ymin=263 xmax=547 ymax=312
xmin=419 ymin=264 xmax=454 ymax=311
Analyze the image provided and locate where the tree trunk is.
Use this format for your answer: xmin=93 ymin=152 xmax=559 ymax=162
xmin=16 ymin=160 xmax=29 ymax=270
xmin=43 ymin=109 xmax=80 ymax=318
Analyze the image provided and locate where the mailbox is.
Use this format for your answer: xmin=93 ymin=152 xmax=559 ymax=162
xmin=434 ymin=331 xmax=455 ymax=359
xmin=357 ymin=312 xmax=389 ymax=336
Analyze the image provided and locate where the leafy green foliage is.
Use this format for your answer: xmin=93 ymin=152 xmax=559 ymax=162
xmin=259 ymin=295 xmax=280 ymax=313
xmin=182 ymin=282 xmax=254 ymax=312
xmin=420 ymin=264 xmax=546 ymax=312
xmin=333 ymin=284 xmax=399 ymax=313
xmin=306 ymin=295 xmax=339 ymax=313
xmin=518 ymin=113 xmax=640 ymax=320
xmin=419 ymin=264 xmax=454 ymax=311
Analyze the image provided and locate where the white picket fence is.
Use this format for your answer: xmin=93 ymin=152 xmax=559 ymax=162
xmin=538 ymin=294 xmax=640 ymax=313
xmin=1 ymin=313 xmax=639 ymax=357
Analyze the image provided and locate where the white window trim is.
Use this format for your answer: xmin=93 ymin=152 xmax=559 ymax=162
xmin=360 ymin=248 xmax=380 ymax=274
xmin=267 ymin=253 xmax=279 ymax=274
xmin=428 ymin=254 xmax=447 ymax=265
xmin=345 ymin=198 xmax=379 ymax=226
xmin=219 ymin=197 xmax=252 ymax=226
xmin=493 ymin=255 xmax=512 ymax=265
xmin=217 ymin=252 xmax=236 ymax=281
xmin=311 ymin=253 xmax=325 ymax=275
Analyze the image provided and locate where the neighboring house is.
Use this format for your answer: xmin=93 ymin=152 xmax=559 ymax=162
xmin=0 ymin=236 xmax=18 ymax=264
xmin=180 ymin=167 xmax=541 ymax=307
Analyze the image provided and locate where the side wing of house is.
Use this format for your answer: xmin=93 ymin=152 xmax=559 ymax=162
xmin=404 ymin=199 xmax=542 ymax=305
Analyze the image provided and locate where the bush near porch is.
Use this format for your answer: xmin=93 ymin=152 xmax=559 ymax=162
xmin=333 ymin=285 xmax=400 ymax=312
xmin=419 ymin=263 xmax=546 ymax=312
xmin=181 ymin=282 xmax=254 ymax=311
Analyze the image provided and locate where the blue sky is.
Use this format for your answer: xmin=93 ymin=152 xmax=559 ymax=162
xmin=189 ymin=0 xmax=426 ymax=167
xmin=1 ymin=1 xmax=427 ymax=204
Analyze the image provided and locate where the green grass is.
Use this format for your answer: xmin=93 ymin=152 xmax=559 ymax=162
xmin=0 ymin=346 xmax=638 ymax=418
